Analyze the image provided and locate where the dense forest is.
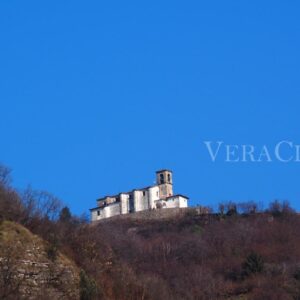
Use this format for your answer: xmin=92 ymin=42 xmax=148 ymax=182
xmin=0 ymin=163 xmax=300 ymax=299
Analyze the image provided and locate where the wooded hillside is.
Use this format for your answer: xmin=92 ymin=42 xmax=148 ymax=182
xmin=0 ymin=164 xmax=300 ymax=299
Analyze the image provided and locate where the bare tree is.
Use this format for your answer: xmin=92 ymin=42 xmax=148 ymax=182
xmin=0 ymin=164 xmax=12 ymax=188
xmin=238 ymin=201 xmax=258 ymax=214
xmin=268 ymin=200 xmax=295 ymax=217
xmin=21 ymin=186 xmax=63 ymax=222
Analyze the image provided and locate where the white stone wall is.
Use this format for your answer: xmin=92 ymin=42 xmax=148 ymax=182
xmin=91 ymin=209 xmax=99 ymax=222
xmin=178 ymin=196 xmax=188 ymax=208
xmin=106 ymin=203 xmax=121 ymax=218
xmin=163 ymin=197 xmax=179 ymax=209
xmin=120 ymin=193 xmax=129 ymax=214
xmin=148 ymin=186 xmax=160 ymax=208
xmin=161 ymin=196 xmax=188 ymax=209
xmin=91 ymin=202 xmax=121 ymax=221
xmin=133 ymin=190 xmax=149 ymax=212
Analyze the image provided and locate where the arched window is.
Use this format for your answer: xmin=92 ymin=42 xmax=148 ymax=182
xmin=160 ymin=173 xmax=164 ymax=184
xmin=168 ymin=173 xmax=171 ymax=183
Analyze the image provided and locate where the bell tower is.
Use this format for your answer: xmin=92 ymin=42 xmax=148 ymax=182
xmin=156 ymin=170 xmax=173 ymax=199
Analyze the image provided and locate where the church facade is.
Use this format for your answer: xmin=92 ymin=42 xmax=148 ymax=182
xmin=90 ymin=170 xmax=188 ymax=221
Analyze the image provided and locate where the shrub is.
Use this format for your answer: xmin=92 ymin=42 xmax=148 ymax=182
xmin=46 ymin=242 xmax=58 ymax=261
xmin=59 ymin=206 xmax=72 ymax=223
xmin=293 ymin=269 xmax=300 ymax=281
xmin=242 ymin=252 xmax=264 ymax=277
xmin=79 ymin=270 xmax=98 ymax=300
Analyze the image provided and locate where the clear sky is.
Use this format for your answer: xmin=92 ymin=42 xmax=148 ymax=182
xmin=1 ymin=1 xmax=300 ymax=214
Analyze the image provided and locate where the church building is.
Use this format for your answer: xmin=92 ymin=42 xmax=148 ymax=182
xmin=90 ymin=170 xmax=188 ymax=221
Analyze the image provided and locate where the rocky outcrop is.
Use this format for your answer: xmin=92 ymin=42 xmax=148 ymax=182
xmin=0 ymin=221 xmax=79 ymax=299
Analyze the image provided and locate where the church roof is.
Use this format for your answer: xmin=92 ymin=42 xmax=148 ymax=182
xmin=156 ymin=169 xmax=173 ymax=173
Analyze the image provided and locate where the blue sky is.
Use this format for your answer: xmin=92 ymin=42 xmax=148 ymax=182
xmin=1 ymin=1 xmax=300 ymax=214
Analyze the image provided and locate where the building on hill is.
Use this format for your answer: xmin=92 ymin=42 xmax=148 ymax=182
xmin=90 ymin=170 xmax=189 ymax=221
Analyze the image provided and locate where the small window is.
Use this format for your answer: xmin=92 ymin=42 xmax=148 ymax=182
xmin=143 ymin=191 xmax=146 ymax=196
xmin=97 ymin=210 xmax=100 ymax=216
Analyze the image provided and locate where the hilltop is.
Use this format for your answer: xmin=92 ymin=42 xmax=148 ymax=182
xmin=1 ymin=164 xmax=300 ymax=299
